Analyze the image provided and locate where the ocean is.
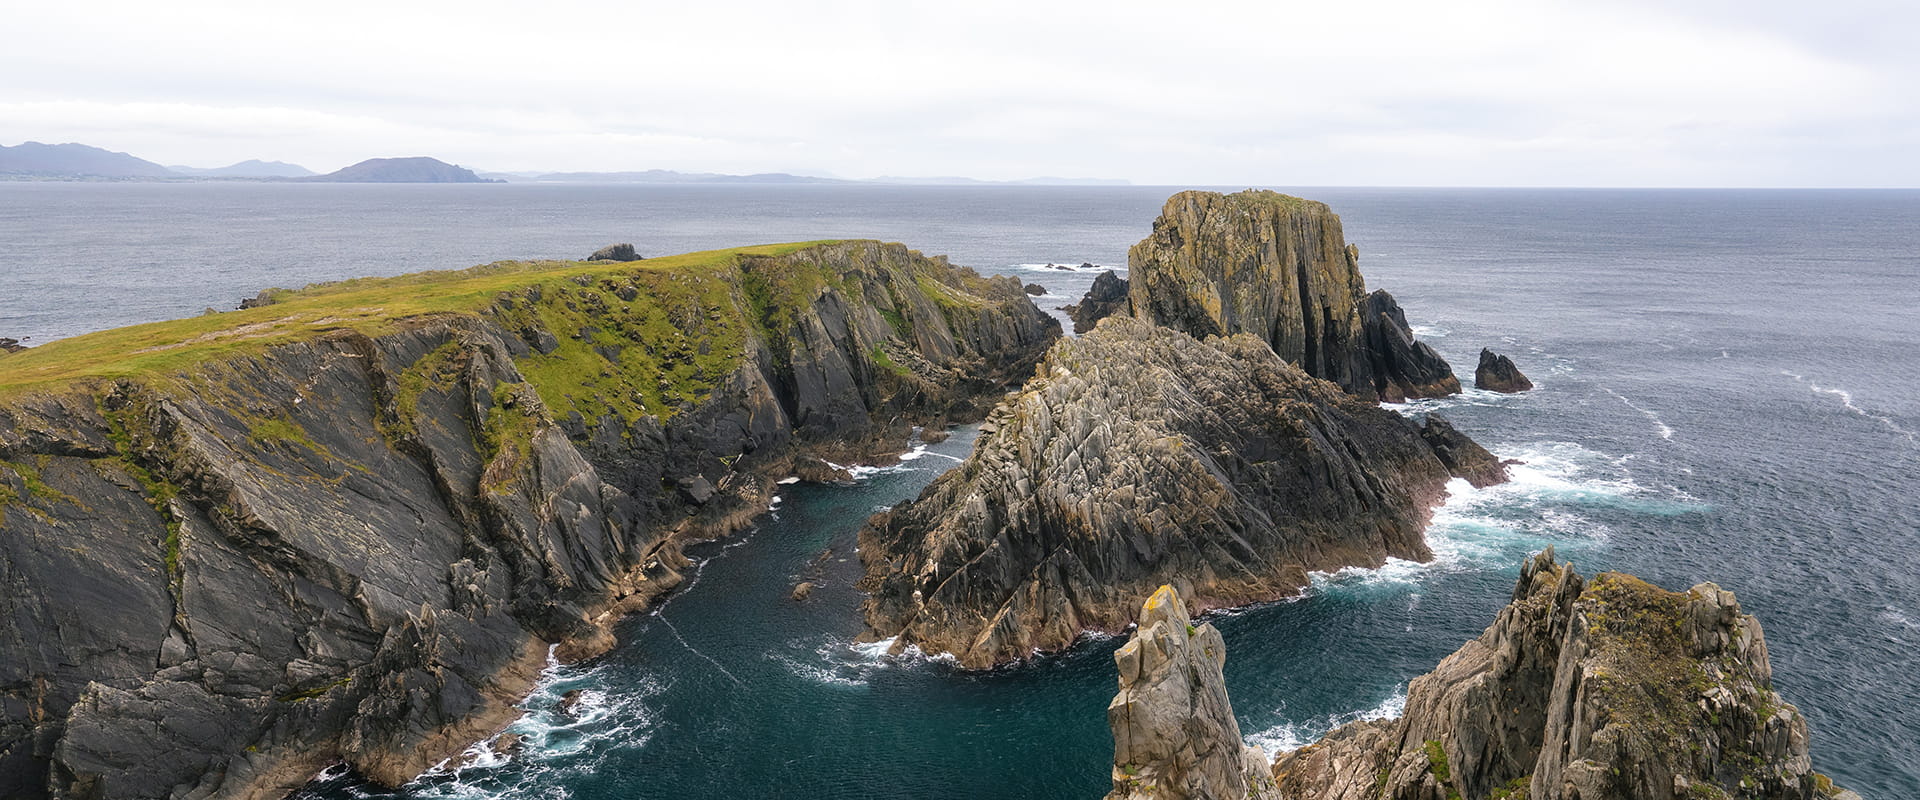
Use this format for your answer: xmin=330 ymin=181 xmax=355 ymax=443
xmin=2 ymin=183 xmax=1914 ymax=798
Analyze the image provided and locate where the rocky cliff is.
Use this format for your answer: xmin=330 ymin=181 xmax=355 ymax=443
xmin=1126 ymin=190 xmax=1457 ymax=401
xmin=1106 ymin=585 xmax=1277 ymax=800
xmin=0 ymin=240 xmax=1057 ymax=800
xmin=858 ymin=316 xmax=1499 ymax=668
xmin=1269 ymin=550 xmax=1858 ymax=800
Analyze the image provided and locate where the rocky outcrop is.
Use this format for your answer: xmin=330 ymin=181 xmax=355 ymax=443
xmin=1126 ymin=190 xmax=1458 ymax=401
xmin=1106 ymin=585 xmax=1277 ymax=800
xmin=1271 ymin=550 xmax=1858 ymax=800
xmin=1360 ymin=290 xmax=1460 ymax=401
xmin=1476 ymin=348 xmax=1533 ymax=393
xmin=0 ymin=338 xmax=25 ymax=354
xmin=1068 ymin=270 xmax=1130 ymax=334
xmin=0 ymin=240 xmax=1057 ymax=799
xmin=1419 ymin=414 xmax=1508 ymax=488
xmin=586 ymin=243 xmax=641 ymax=262
xmin=858 ymin=316 xmax=1496 ymax=668
xmin=1024 ymin=283 xmax=1047 ymax=296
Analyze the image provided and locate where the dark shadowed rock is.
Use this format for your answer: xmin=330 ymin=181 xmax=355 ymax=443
xmin=1419 ymin=413 xmax=1508 ymax=488
xmin=0 ymin=337 xmax=25 ymax=353
xmin=555 ymin=690 xmax=585 ymax=718
xmin=1271 ymin=550 xmax=1858 ymax=800
xmin=1476 ymin=347 xmax=1534 ymax=393
xmin=586 ymin=243 xmax=641 ymax=262
xmin=858 ymin=316 xmax=1476 ymax=668
xmin=1105 ymin=585 xmax=1277 ymax=800
xmin=237 ymin=290 xmax=282 ymax=310
xmin=1069 ymin=270 xmax=1130 ymax=334
xmin=1024 ymin=283 xmax=1047 ymax=296
xmin=1360 ymin=290 xmax=1460 ymax=401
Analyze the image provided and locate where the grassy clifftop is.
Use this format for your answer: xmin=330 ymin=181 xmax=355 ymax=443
xmin=0 ymin=242 xmax=833 ymax=396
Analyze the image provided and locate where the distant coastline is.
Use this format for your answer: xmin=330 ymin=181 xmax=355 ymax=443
xmin=0 ymin=140 xmax=1128 ymax=185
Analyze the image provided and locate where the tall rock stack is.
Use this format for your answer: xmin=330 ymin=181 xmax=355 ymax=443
xmin=1105 ymin=585 xmax=1278 ymax=800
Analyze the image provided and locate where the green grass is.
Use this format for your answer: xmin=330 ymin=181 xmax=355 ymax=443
xmin=0 ymin=242 xmax=834 ymax=396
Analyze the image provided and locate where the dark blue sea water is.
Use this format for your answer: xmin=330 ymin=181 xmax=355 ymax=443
xmin=2 ymin=184 xmax=1915 ymax=798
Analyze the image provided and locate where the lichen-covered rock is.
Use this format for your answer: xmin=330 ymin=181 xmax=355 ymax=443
xmin=0 ymin=240 xmax=1058 ymax=800
xmin=1106 ymin=585 xmax=1278 ymax=800
xmin=1271 ymin=550 xmax=1858 ymax=800
xmin=858 ymin=316 xmax=1489 ymax=668
xmin=1359 ymin=290 xmax=1460 ymax=401
xmin=585 ymin=243 xmax=641 ymax=262
xmin=1070 ymin=270 xmax=1130 ymax=334
xmin=1475 ymin=348 xmax=1533 ymax=393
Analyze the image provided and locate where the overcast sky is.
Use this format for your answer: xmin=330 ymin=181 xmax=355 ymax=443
xmin=3 ymin=0 xmax=1914 ymax=186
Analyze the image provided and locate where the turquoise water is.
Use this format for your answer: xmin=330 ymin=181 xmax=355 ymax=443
xmin=3 ymin=185 xmax=1913 ymax=797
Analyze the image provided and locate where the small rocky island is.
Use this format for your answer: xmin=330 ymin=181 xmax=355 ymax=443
xmin=1105 ymin=554 xmax=1860 ymax=800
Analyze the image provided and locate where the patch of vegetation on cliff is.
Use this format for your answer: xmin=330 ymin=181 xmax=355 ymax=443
xmin=382 ymin=339 xmax=468 ymax=443
xmin=478 ymin=382 xmax=539 ymax=493
xmin=0 ymin=456 xmax=83 ymax=519
xmin=0 ymin=242 xmax=830 ymax=396
xmin=98 ymin=397 xmax=188 ymax=604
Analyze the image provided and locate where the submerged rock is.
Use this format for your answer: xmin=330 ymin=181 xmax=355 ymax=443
xmin=1360 ymin=290 xmax=1460 ymax=401
xmin=1105 ymin=585 xmax=1278 ymax=800
xmin=586 ymin=243 xmax=641 ymax=262
xmin=1069 ymin=270 xmax=1130 ymax=334
xmin=858 ymin=316 xmax=1496 ymax=668
xmin=1271 ymin=549 xmax=1858 ymax=800
xmin=1476 ymin=347 xmax=1534 ymax=393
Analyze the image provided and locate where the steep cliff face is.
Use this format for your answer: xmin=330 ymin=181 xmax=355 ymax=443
xmin=1126 ymin=190 xmax=1458 ymax=401
xmin=858 ymin=316 xmax=1487 ymax=668
xmin=1106 ymin=585 xmax=1277 ymax=800
xmin=1271 ymin=550 xmax=1858 ymax=800
xmin=0 ymin=241 xmax=1057 ymax=800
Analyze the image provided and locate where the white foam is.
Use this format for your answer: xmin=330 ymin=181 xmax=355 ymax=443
xmin=1783 ymin=371 xmax=1920 ymax=446
xmin=1247 ymin=685 xmax=1408 ymax=757
xmin=1409 ymin=324 xmax=1449 ymax=338
xmin=1601 ymin=386 xmax=1674 ymax=440
xmin=777 ymin=476 xmax=800 ymax=485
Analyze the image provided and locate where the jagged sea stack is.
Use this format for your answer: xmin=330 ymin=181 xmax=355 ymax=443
xmin=858 ymin=317 xmax=1496 ymax=667
xmin=1069 ymin=269 xmax=1131 ymax=334
xmin=1359 ymin=289 xmax=1461 ymax=401
xmin=1126 ymin=190 xmax=1459 ymax=401
xmin=1106 ymin=585 xmax=1278 ymax=800
xmin=1271 ymin=550 xmax=1858 ymax=800
xmin=1475 ymin=347 xmax=1534 ymax=392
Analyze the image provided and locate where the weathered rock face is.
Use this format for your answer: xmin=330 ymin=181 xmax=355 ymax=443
xmin=1069 ymin=270 xmax=1131 ymax=334
xmin=1360 ymin=290 xmax=1460 ymax=401
xmin=858 ymin=316 xmax=1491 ymax=668
xmin=1271 ymin=550 xmax=1858 ymax=800
xmin=0 ymin=241 xmax=1057 ymax=800
xmin=1126 ymin=191 xmax=1460 ymax=402
xmin=1106 ymin=585 xmax=1277 ymax=800
xmin=585 ymin=243 xmax=641 ymax=262
xmin=1476 ymin=348 xmax=1534 ymax=393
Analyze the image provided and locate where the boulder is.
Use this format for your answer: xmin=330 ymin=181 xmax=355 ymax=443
xmin=1475 ymin=348 xmax=1534 ymax=393
xmin=790 ymin=582 xmax=815 ymax=602
xmin=1024 ymin=283 xmax=1047 ymax=296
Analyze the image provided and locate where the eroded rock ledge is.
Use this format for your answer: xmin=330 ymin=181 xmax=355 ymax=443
xmin=0 ymin=241 xmax=1057 ymax=800
xmin=857 ymin=316 xmax=1499 ymax=668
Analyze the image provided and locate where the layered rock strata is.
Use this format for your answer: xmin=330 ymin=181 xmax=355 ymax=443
xmin=1105 ymin=585 xmax=1277 ymax=800
xmin=1067 ymin=270 xmax=1131 ymax=334
xmin=858 ymin=316 xmax=1496 ymax=668
xmin=1126 ymin=190 xmax=1457 ymax=400
xmin=0 ymin=240 xmax=1056 ymax=799
xmin=1270 ymin=549 xmax=1858 ymax=800
xmin=1359 ymin=290 xmax=1460 ymax=401
xmin=1476 ymin=348 xmax=1534 ymax=393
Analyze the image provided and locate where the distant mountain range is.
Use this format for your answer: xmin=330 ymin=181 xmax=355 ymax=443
xmin=168 ymin=160 xmax=315 ymax=178
xmin=0 ymin=141 xmax=1127 ymax=185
